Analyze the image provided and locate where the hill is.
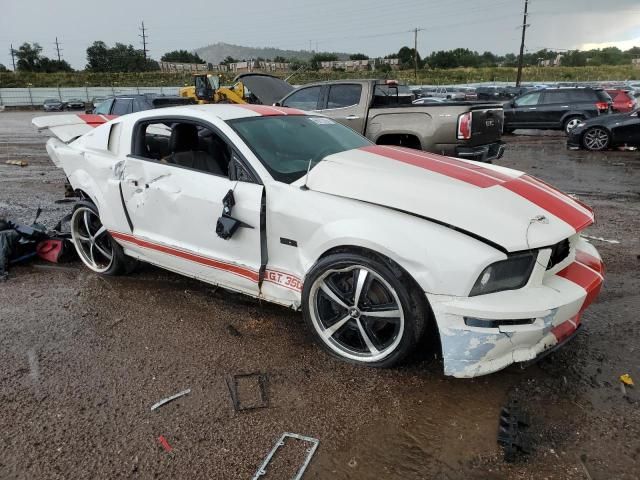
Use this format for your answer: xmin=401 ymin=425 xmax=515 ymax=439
xmin=194 ymin=42 xmax=351 ymax=64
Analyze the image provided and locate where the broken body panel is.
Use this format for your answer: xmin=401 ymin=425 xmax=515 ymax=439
xmin=33 ymin=105 xmax=603 ymax=377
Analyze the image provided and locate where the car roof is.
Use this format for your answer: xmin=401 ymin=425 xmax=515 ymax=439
xmin=117 ymin=103 xmax=310 ymax=123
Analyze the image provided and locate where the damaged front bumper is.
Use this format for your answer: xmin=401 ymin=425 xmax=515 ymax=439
xmin=428 ymin=237 xmax=603 ymax=378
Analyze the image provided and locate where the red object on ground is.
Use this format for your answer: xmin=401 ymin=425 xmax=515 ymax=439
xmin=158 ymin=435 xmax=173 ymax=452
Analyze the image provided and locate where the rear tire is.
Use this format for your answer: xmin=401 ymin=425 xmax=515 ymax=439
xmin=582 ymin=127 xmax=610 ymax=151
xmin=70 ymin=201 xmax=134 ymax=276
xmin=563 ymin=116 xmax=584 ymax=135
xmin=302 ymin=252 xmax=428 ymax=368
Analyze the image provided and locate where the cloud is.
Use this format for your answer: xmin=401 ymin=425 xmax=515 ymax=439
xmin=579 ymin=37 xmax=640 ymax=51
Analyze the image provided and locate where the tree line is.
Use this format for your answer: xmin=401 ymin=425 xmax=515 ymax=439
xmin=3 ymin=41 xmax=639 ymax=73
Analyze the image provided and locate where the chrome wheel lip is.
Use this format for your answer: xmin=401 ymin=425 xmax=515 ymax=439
xmin=308 ymin=265 xmax=405 ymax=363
xmin=71 ymin=206 xmax=114 ymax=274
xmin=565 ymin=118 xmax=582 ymax=133
xmin=583 ymin=128 xmax=609 ymax=151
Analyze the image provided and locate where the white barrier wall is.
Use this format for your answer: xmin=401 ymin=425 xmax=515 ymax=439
xmin=0 ymin=86 xmax=181 ymax=107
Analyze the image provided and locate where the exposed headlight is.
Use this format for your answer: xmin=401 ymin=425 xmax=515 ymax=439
xmin=469 ymin=252 xmax=536 ymax=296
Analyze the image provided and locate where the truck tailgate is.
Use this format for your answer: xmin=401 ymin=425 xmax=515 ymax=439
xmin=468 ymin=106 xmax=503 ymax=146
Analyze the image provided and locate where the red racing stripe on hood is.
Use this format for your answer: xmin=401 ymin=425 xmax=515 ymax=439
xmin=360 ymin=145 xmax=506 ymax=188
xmin=235 ymin=104 xmax=306 ymax=116
xmin=501 ymin=175 xmax=594 ymax=231
xmin=360 ymin=145 xmax=594 ymax=232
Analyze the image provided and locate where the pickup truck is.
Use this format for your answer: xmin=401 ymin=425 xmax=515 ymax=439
xmin=272 ymin=79 xmax=505 ymax=162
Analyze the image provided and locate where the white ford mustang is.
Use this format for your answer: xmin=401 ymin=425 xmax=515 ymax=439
xmin=33 ymin=104 xmax=604 ymax=377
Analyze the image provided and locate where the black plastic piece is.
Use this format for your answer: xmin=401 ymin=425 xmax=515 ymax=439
xmin=280 ymin=237 xmax=298 ymax=247
xmin=216 ymin=189 xmax=253 ymax=240
xmin=225 ymin=373 xmax=269 ymax=412
xmin=498 ymin=399 xmax=532 ymax=462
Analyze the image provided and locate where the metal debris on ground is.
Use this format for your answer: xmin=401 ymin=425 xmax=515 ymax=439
xmin=5 ymin=159 xmax=28 ymax=167
xmin=498 ymin=399 xmax=531 ymax=463
xmin=252 ymin=432 xmax=320 ymax=480
xmin=619 ymin=374 xmax=634 ymax=386
xmin=150 ymin=388 xmax=191 ymax=412
xmin=581 ymin=234 xmax=620 ymax=244
xmin=157 ymin=435 xmax=173 ymax=452
xmin=226 ymin=372 xmax=269 ymax=412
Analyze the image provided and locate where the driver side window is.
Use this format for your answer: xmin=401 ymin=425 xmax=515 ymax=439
xmin=515 ymin=92 xmax=541 ymax=107
xmin=132 ymin=120 xmax=257 ymax=183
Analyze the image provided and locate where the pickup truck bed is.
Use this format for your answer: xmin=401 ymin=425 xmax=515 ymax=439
xmin=278 ymin=79 xmax=505 ymax=162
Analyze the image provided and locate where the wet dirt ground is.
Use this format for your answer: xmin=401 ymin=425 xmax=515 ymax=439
xmin=0 ymin=111 xmax=639 ymax=480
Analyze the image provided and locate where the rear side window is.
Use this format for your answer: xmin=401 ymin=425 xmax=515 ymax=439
xmin=541 ymin=91 xmax=572 ymax=104
xmin=567 ymin=90 xmax=596 ymax=102
xmin=326 ymin=84 xmax=362 ymax=109
xmin=514 ymin=92 xmax=541 ymax=106
xmin=281 ymin=86 xmax=321 ymax=110
xmin=596 ymin=90 xmax=613 ymax=102
xmin=112 ymin=99 xmax=133 ymax=115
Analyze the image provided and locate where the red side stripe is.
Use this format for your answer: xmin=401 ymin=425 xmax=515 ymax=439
xmin=575 ymin=250 xmax=604 ymax=275
xmin=557 ymin=261 xmax=602 ymax=291
xmin=110 ymin=231 xmax=259 ymax=282
xmin=551 ymin=260 xmax=603 ymax=342
xmin=360 ymin=145 xmax=503 ymax=188
xmin=235 ymin=104 xmax=305 ymax=116
xmin=552 ymin=315 xmax=581 ymax=343
xmin=502 ymin=176 xmax=593 ymax=231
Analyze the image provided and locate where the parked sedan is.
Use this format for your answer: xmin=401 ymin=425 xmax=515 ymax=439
xmin=43 ymin=98 xmax=65 ymax=111
xmin=567 ymin=109 xmax=640 ymax=151
xmin=65 ymin=98 xmax=86 ymax=110
xmin=33 ymin=104 xmax=602 ymax=378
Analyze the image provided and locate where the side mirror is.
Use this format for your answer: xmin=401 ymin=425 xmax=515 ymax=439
xmin=273 ymin=101 xmax=282 ymax=107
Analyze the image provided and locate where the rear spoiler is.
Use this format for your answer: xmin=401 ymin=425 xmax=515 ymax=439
xmin=32 ymin=114 xmax=117 ymax=142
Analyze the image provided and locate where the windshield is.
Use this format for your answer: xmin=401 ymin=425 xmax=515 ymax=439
xmin=229 ymin=115 xmax=372 ymax=183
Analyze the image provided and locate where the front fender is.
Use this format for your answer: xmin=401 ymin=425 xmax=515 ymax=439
xmin=299 ymin=205 xmax=504 ymax=296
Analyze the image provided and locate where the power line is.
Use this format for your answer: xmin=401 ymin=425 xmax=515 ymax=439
xmin=516 ymin=0 xmax=529 ymax=86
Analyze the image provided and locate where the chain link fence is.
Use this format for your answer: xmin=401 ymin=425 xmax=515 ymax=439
xmin=0 ymin=86 xmax=181 ymax=107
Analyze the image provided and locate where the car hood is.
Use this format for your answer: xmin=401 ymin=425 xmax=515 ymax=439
xmin=582 ymin=111 xmax=637 ymax=127
xmin=298 ymin=145 xmax=593 ymax=252
xmin=234 ymin=73 xmax=294 ymax=105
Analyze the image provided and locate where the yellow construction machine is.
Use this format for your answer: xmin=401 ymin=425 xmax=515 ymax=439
xmin=179 ymin=74 xmax=247 ymax=104
xmin=179 ymin=73 xmax=294 ymax=106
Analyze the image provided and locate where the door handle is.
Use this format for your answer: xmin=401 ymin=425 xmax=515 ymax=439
xmin=528 ymin=107 xmax=537 ymax=110
xmin=345 ymin=115 xmax=360 ymax=120
xmin=561 ymin=105 xmax=569 ymax=108
xmin=125 ymin=177 xmax=141 ymax=187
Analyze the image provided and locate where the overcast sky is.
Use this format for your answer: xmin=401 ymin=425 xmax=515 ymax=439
xmin=2 ymin=0 xmax=639 ymax=69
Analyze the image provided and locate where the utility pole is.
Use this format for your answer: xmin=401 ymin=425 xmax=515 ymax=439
xmin=413 ymin=27 xmax=420 ymax=83
xmin=54 ymin=37 xmax=62 ymax=62
xmin=139 ymin=21 xmax=149 ymax=64
xmin=10 ymin=43 xmax=16 ymax=71
xmin=515 ymin=0 xmax=529 ymax=86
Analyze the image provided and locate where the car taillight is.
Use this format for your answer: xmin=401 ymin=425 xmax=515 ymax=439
xmin=595 ymin=101 xmax=609 ymax=111
xmin=628 ymin=101 xmax=635 ymax=109
xmin=457 ymin=112 xmax=472 ymax=140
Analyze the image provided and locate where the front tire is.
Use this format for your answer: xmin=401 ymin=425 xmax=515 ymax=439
xmin=71 ymin=202 xmax=131 ymax=275
xmin=302 ymin=253 xmax=427 ymax=368
xmin=582 ymin=127 xmax=610 ymax=151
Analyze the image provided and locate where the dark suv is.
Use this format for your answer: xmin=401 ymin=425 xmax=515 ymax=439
xmin=92 ymin=94 xmax=193 ymax=115
xmin=503 ymin=87 xmax=612 ymax=134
